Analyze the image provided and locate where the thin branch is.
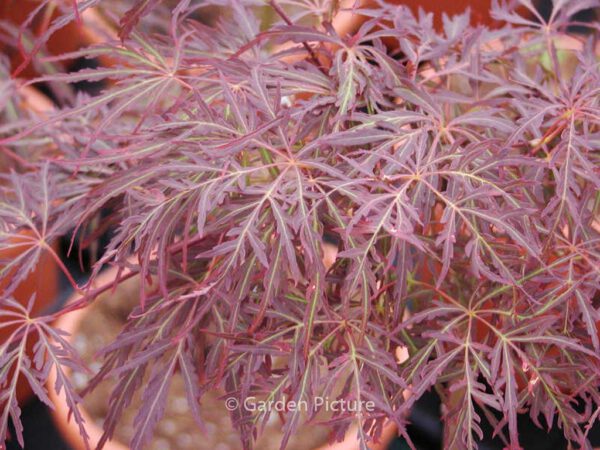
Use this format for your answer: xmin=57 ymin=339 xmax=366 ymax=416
xmin=268 ymin=0 xmax=328 ymax=75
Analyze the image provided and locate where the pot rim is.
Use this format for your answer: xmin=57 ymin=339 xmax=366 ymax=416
xmin=46 ymin=265 xmax=129 ymax=450
xmin=46 ymin=264 xmax=398 ymax=450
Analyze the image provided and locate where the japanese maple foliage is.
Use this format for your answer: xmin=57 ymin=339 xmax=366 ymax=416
xmin=1 ymin=0 xmax=600 ymax=449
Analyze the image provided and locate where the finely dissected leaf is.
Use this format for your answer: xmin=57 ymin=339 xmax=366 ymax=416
xmin=500 ymin=342 xmax=519 ymax=448
xmin=575 ymin=290 xmax=600 ymax=353
xmin=334 ymin=50 xmax=359 ymax=119
xmin=0 ymin=300 xmax=90 ymax=450
xmin=130 ymin=349 xmax=178 ymax=449
xmin=119 ymin=0 xmax=164 ymax=41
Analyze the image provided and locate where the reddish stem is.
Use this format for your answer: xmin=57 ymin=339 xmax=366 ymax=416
xmin=268 ymin=0 xmax=328 ymax=75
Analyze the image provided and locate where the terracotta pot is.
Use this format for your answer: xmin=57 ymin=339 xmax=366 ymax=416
xmin=382 ymin=0 xmax=499 ymax=27
xmin=0 ymin=86 xmax=59 ymax=403
xmin=49 ymin=325 xmax=126 ymax=450
xmin=46 ymin=266 xmax=130 ymax=450
xmin=317 ymin=422 xmax=398 ymax=450
xmin=48 ymin=307 xmax=128 ymax=450
xmin=48 ymin=257 xmax=398 ymax=450
xmin=0 ymin=0 xmax=116 ymax=79
xmin=332 ymin=0 xmax=535 ymax=48
xmin=0 ymin=232 xmax=59 ymax=403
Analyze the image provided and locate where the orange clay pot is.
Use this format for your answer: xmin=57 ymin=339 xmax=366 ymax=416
xmin=48 ymin=242 xmax=396 ymax=450
xmin=293 ymin=1 xmax=534 ymax=103
xmin=316 ymin=421 xmax=398 ymax=450
xmin=0 ymin=85 xmax=59 ymax=404
xmin=0 ymin=231 xmax=59 ymax=403
xmin=376 ymin=0 xmax=499 ymax=28
xmin=49 ymin=263 xmax=393 ymax=450
xmin=331 ymin=0 xmax=534 ymax=49
xmin=47 ymin=266 xmax=128 ymax=450
xmin=0 ymin=0 xmax=116 ymax=79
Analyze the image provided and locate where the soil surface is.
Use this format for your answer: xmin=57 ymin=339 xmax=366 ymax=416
xmin=72 ymin=277 xmax=330 ymax=450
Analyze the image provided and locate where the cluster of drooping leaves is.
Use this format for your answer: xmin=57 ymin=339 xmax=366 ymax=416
xmin=1 ymin=0 xmax=599 ymax=449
